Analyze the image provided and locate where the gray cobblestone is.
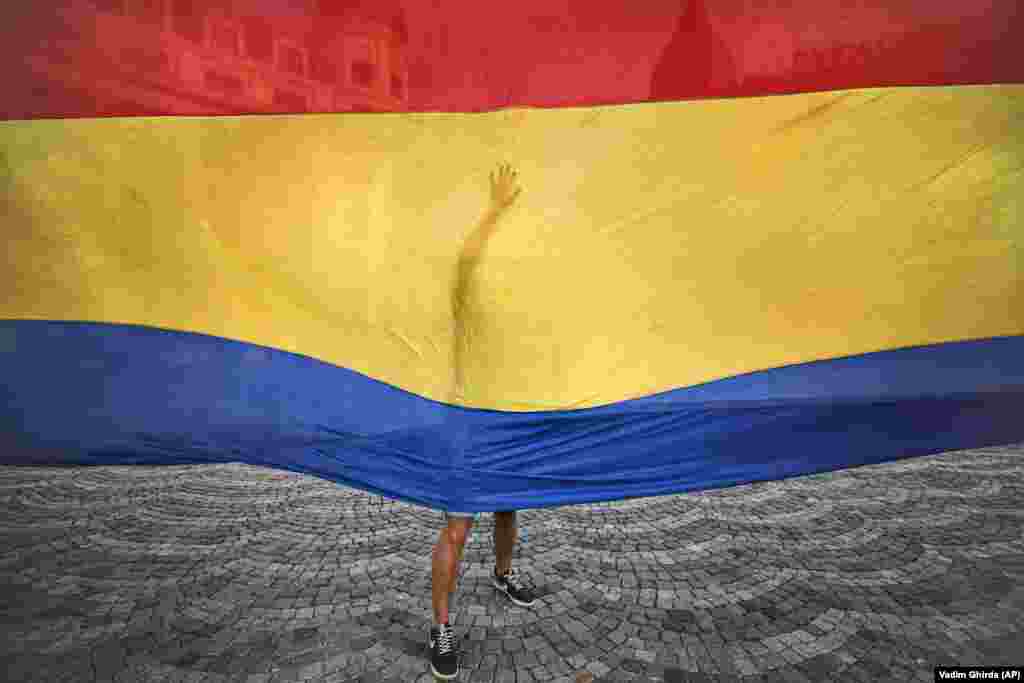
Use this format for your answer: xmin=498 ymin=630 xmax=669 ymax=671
xmin=1 ymin=444 xmax=1023 ymax=681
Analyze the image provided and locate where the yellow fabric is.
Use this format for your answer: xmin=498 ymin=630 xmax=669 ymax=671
xmin=2 ymin=84 xmax=1021 ymax=410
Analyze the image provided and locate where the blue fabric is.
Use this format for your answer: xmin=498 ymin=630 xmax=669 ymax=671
xmin=1 ymin=320 xmax=1022 ymax=512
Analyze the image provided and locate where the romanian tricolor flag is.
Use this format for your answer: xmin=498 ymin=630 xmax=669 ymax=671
xmin=2 ymin=0 xmax=1022 ymax=513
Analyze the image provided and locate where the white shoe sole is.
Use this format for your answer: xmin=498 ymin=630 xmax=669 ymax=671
xmin=430 ymin=662 xmax=459 ymax=680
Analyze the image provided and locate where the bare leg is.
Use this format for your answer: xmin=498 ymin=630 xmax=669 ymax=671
xmin=449 ymin=539 xmax=465 ymax=595
xmin=432 ymin=517 xmax=472 ymax=625
xmin=493 ymin=511 xmax=516 ymax=576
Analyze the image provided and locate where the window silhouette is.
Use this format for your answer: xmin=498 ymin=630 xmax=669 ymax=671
xmin=280 ymin=44 xmax=305 ymax=76
xmin=212 ymin=22 xmax=239 ymax=55
xmin=311 ymin=54 xmax=336 ymax=84
xmin=352 ymin=61 xmax=375 ymax=87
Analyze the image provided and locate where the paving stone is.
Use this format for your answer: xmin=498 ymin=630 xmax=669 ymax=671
xmin=1 ymin=444 xmax=1023 ymax=681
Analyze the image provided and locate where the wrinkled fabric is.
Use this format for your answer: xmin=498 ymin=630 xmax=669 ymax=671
xmin=1 ymin=2 xmax=1022 ymax=513
xmin=2 ymin=321 xmax=1021 ymax=512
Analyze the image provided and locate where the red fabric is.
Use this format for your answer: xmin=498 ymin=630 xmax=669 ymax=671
xmin=2 ymin=0 xmax=1022 ymax=120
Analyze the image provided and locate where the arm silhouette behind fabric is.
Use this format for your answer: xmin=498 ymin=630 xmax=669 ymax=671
xmin=451 ymin=163 xmax=522 ymax=400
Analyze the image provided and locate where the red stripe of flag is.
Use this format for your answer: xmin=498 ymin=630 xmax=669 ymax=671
xmin=1 ymin=0 xmax=1022 ymax=120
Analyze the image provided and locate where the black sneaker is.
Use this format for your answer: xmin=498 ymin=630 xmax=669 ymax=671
xmin=429 ymin=622 xmax=459 ymax=679
xmin=492 ymin=567 xmax=537 ymax=607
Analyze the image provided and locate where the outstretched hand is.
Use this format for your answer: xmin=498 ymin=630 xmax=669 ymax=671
xmin=489 ymin=163 xmax=521 ymax=212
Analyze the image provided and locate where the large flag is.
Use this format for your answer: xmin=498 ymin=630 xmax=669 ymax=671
xmin=2 ymin=0 xmax=1022 ymax=513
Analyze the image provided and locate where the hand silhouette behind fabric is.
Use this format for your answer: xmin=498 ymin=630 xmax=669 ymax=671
xmin=489 ymin=162 xmax=521 ymax=212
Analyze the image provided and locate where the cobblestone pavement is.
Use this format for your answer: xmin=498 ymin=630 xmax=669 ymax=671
xmin=1 ymin=444 xmax=1022 ymax=683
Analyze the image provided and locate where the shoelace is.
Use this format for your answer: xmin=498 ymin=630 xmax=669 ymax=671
xmin=503 ymin=568 xmax=527 ymax=592
xmin=435 ymin=624 xmax=455 ymax=655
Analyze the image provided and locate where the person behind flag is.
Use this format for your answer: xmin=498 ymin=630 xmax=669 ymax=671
xmin=429 ymin=163 xmax=537 ymax=680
